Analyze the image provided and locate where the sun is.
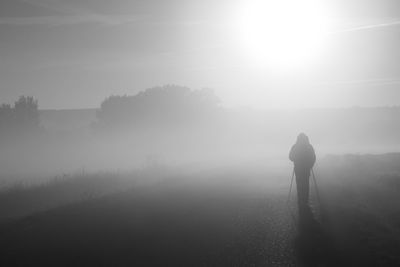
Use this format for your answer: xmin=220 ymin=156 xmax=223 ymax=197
xmin=232 ymin=0 xmax=332 ymax=70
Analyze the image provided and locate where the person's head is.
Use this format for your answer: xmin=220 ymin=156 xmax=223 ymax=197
xmin=296 ymin=133 xmax=309 ymax=144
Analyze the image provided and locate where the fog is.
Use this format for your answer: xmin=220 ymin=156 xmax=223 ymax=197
xmin=1 ymin=87 xmax=399 ymax=184
xmin=3 ymin=0 xmax=400 ymax=265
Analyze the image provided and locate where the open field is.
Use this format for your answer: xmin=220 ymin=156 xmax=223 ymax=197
xmin=0 ymin=154 xmax=400 ymax=266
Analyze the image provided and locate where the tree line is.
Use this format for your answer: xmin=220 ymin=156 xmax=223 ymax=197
xmin=0 ymin=86 xmax=221 ymax=135
xmin=95 ymin=85 xmax=221 ymax=130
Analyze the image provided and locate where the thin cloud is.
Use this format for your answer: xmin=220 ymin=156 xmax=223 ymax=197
xmin=317 ymin=78 xmax=400 ymax=87
xmin=21 ymin=0 xmax=94 ymax=15
xmin=0 ymin=14 xmax=143 ymax=26
xmin=335 ymin=19 xmax=400 ymax=33
xmin=11 ymin=0 xmax=143 ymax=26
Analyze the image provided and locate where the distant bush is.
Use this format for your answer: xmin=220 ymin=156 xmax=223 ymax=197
xmin=0 ymin=96 xmax=40 ymax=136
xmin=95 ymin=85 xmax=221 ymax=130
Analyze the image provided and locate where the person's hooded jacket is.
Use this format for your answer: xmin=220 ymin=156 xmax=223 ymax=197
xmin=289 ymin=133 xmax=316 ymax=171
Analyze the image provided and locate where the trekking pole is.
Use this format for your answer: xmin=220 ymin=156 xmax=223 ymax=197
xmin=286 ymin=168 xmax=297 ymax=226
xmin=311 ymin=168 xmax=321 ymax=206
xmin=287 ymin=168 xmax=295 ymax=204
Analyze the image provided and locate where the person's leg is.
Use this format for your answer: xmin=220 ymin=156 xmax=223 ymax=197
xmin=296 ymin=170 xmax=311 ymax=214
xmin=303 ymin=171 xmax=310 ymax=207
xmin=295 ymin=172 xmax=306 ymax=209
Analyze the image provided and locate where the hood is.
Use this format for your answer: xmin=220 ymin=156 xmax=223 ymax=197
xmin=296 ymin=133 xmax=310 ymax=145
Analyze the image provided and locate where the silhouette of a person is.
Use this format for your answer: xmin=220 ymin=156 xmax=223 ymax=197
xmin=289 ymin=133 xmax=316 ymax=215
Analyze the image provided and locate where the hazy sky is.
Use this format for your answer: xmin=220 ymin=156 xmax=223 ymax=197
xmin=1 ymin=0 xmax=400 ymax=109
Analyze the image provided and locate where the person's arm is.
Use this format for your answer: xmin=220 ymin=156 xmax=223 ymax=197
xmin=289 ymin=145 xmax=295 ymax=162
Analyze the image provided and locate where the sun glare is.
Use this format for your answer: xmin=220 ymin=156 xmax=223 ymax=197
xmin=232 ymin=0 xmax=332 ymax=70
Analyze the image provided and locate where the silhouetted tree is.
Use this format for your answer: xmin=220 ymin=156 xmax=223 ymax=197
xmin=0 ymin=96 xmax=40 ymax=136
xmin=95 ymin=85 xmax=221 ymax=130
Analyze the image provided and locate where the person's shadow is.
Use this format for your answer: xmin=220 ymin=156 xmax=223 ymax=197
xmin=293 ymin=206 xmax=343 ymax=267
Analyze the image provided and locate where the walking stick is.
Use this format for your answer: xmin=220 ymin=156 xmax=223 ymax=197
xmin=286 ymin=168 xmax=297 ymax=226
xmin=287 ymin=168 xmax=295 ymax=204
